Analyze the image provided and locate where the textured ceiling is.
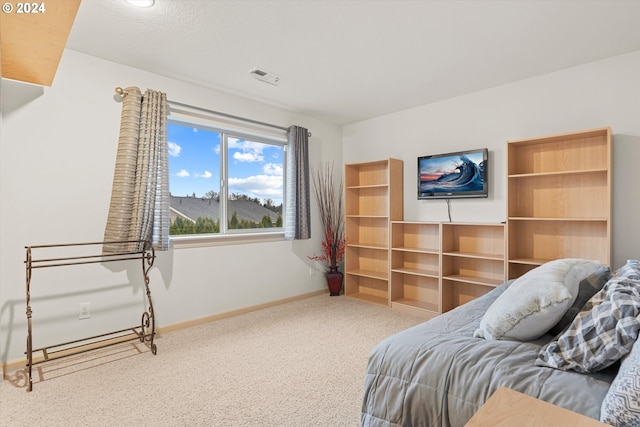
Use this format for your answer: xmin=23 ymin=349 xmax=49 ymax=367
xmin=66 ymin=0 xmax=640 ymax=126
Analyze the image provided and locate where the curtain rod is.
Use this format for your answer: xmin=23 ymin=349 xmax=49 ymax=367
xmin=114 ymin=87 xmax=311 ymax=137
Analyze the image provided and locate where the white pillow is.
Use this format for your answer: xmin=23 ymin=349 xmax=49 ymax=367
xmin=474 ymin=259 xmax=601 ymax=341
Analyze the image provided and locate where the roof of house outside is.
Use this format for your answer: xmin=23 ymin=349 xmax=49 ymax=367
xmin=170 ymin=195 xmax=280 ymax=223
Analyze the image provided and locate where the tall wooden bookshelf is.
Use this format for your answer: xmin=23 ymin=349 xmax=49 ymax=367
xmin=344 ymin=159 xmax=403 ymax=306
xmin=506 ymin=127 xmax=612 ymax=278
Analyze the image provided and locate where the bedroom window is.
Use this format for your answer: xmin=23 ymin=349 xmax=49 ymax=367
xmin=167 ymin=107 xmax=286 ymax=246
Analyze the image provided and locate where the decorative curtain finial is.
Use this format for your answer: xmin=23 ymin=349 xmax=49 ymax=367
xmin=114 ymin=87 xmax=128 ymax=97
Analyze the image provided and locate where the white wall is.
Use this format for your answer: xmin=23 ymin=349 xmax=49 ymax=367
xmin=343 ymin=51 xmax=640 ymax=269
xmin=0 ymin=50 xmax=342 ymax=363
xmin=3 ymin=49 xmax=639 ymax=365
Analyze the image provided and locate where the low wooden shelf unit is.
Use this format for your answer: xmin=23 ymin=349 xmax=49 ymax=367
xmin=389 ymin=221 xmax=506 ymax=317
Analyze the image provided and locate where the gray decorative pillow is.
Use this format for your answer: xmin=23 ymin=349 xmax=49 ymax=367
xmin=536 ymin=260 xmax=640 ymax=373
xmin=548 ymin=266 xmax=611 ymax=336
xmin=600 ymin=336 xmax=640 ymax=426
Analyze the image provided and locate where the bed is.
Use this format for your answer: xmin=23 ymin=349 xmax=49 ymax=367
xmin=361 ymin=259 xmax=640 ymax=427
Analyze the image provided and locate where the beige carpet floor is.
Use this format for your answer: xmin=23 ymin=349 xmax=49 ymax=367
xmin=0 ymin=294 xmax=425 ymax=426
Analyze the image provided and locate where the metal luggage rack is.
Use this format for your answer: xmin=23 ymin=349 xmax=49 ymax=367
xmin=23 ymin=240 xmax=157 ymax=392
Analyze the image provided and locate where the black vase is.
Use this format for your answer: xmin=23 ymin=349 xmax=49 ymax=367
xmin=326 ymin=267 xmax=343 ymax=296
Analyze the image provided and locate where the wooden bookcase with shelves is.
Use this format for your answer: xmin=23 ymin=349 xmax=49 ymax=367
xmin=507 ymin=127 xmax=612 ymax=279
xmin=390 ymin=221 xmax=441 ymax=317
xmin=441 ymin=222 xmax=506 ymax=312
xmin=344 ymin=159 xmax=403 ymax=306
xmin=389 ymin=221 xmax=506 ymax=316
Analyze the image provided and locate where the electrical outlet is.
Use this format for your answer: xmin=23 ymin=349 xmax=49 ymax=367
xmin=78 ymin=302 xmax=91 ymax=320
xmin=309 ymin=266 xmax=316 ymax=277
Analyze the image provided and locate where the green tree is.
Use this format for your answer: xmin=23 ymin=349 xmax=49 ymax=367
xmin=170 ymin=216 xmax=196 ymax=235
xmin=260 ymin=215 xmax=273 ymax=228
xmin=195 ymin=217 xmax=218 ymax=233
xmin=229 ymin=211 xmax=239 ymax=229
xmin=170 ymin=216 xmax=221 ymax=235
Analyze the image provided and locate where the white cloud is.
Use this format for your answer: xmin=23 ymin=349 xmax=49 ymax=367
xmin=263 ymin=163 xmax=283 ymax=176
xmin=233 ymin=151 xmax=264 ymax=162
xmin=167 ymin=141 xmax=181 ymax=157
xmin=176 ymin=169 xmax=189 ymax=177
xmin=229 ymin=138 xmax=265 ymax=163
xmin=228 ymin=174 xmax=283 ymax=199
xmin=194 ymin=170 xmax=212 ymax=179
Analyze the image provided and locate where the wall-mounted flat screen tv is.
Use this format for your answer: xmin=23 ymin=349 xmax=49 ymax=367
xmin=418 ymin=148 xmax=488 ymax=199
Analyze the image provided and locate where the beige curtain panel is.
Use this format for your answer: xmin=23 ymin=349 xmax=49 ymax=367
xmin=103 ymin=87 xmax=170 ymax=253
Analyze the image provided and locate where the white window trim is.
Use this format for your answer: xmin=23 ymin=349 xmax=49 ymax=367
xmin=170 ymin=230 xmax=285 ymax=249
xmin=167 ymin=104 xmax=288 ymax=248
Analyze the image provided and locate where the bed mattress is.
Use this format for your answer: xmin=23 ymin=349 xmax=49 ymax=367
xmin=361 ymin=282 xmax=616 ymax=427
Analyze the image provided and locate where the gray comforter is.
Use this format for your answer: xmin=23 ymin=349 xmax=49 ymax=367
xmin=361 ymin=281 xmax=616 ymax=427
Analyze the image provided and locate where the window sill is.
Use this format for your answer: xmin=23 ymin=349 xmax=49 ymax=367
xmin=170 ymin=232 xmax=285 ymax=249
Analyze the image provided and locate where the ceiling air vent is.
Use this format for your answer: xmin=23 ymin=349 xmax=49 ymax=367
xmin=249 ymin=68 xmax=280 ymax=86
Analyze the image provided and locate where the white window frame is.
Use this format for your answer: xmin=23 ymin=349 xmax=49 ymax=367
xmin=167 ymin=104 xmax=288 ymax=249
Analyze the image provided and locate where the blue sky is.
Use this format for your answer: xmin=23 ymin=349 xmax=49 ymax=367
xmin=168 ymin=123 xmax=284 ymax=205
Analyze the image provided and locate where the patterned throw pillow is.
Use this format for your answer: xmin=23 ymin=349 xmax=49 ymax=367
xmin=548 ymin=266 xmax=611 ymax=336
xmin=536 ymin=260 xmax=640 ymax=373
xmin=600 ymin=337 xmax=640 ymax=426
xmin=614 ymin=259 xmax=640 ymax=281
